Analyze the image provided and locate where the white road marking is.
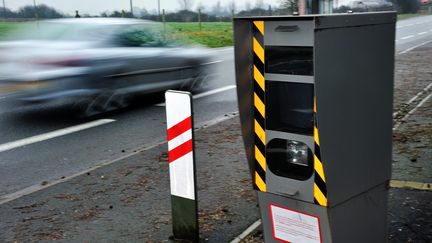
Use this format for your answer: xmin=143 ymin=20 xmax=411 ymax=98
xmin=201 ymin=60 xmax=223 ymax=65
xmin=196 ymin=111 xmax=238 ymax=129
xmin=401 ymin=35 xmax=415 ymax=40
xmin=393 ymin=82 xmax=432 ymax=118
xmin=397 ymin=20 xmax=432 ymax=29
xmin=155 ymin=85 xmax=237 ymax=107
xmin=398 ymin=24 xmax=414 ymax=28
xmin=194 ymin=85 xmax=236 ymax=99
xmin=408 ymin=83 xmax=432 ymax=104
xmin=393 ymin=92 xmax=432 ymax=130
xmin=418 ymin=32 xmax=428 ymax=35
xmin=209 ymin=46 xmax=234 ymax=53
xmin=0 ymin=119 xmax=116 ymax=153
xmin=230 ymin=219 xmax=262 ymax=243
xmin=398 ymin=40 xmax=432 ymax=55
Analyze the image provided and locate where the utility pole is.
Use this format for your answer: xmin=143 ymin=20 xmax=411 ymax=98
xmin=311 ymin=0 xmax=319 ymax=14
xmin=158 ymin=0 xmax=161 ymax=21
xmin=2 ymin=0 xmax=6 ymax=19
xmin=198 ymin=8 xmax=201 ymax=31
xmin=298 ymin=0 xmax=306 ymax=15
xmin=33 ymin=0 xmax=38 ymax=19
xmin=130 ymin=0 xmax=134 ymax=17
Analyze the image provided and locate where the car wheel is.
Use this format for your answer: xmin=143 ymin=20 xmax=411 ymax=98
xmin=73 ymin=91 xmax=129 ymax=117
xmin=184 ymin=67 xmax=209 ymax=93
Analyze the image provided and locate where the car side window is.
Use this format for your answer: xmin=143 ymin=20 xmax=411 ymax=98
xmin=116 ymin=26 xmax=167 ymax=47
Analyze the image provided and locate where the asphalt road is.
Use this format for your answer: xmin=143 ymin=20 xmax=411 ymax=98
xmin=0 ymin=15 xmax=431 ymax=202
xmin=395 ymin=15 xmax=432 ymax=55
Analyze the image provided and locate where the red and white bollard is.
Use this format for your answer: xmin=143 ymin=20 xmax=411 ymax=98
xmin=165 ymin=90 xmax=199 ymax=242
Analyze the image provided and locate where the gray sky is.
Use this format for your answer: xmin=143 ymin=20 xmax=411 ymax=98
xmin=2 ymin=0 xmax=284 ymax=15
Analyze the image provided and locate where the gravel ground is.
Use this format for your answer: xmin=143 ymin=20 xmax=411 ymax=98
xmin=392 ymin=43 xmax=432 ymax=184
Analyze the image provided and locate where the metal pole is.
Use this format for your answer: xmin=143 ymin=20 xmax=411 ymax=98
xmin=158 ymin=0 xmax=161 ymax=21
xmin=2 ymin=0 xmax=6 ymax=19
xmin=130 ymin=0 xmax=134 ymax=17
xmin=33 ymin=0 xmax=38 ymax=19
xmin=162 ymin=9 xmax=166 ymax=32
xmin=198 ymin=9 xmax=201 ymax=31
xmin=311 ymin=0 xmax=319 ymax=14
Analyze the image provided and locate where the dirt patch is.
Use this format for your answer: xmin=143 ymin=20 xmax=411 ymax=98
xmin=73 ymin=207 xmax=105 ymax=221
xmin=13 ymin=200 xmax=48 ymax=214
xmin=199 ymin=206 xmax=235 ymax=232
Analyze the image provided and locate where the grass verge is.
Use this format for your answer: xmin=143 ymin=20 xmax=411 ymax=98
xmin=167 ymin=22 xmax=232 ymax=48
xmin=0 ymin=22 xmax=20 ymax=38
xmin=397 ymin=13 xmax=431 ymax=21
xmin=0 ymin=21 xmax=233 ymax=48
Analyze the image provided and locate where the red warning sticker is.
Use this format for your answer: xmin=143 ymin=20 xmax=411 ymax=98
xmin=269 ymin=204 xmax=322 ymax=243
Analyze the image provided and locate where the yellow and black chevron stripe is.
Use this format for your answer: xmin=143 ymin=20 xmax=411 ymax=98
xmin=252 ymin=20 xmax=266 ymax=192
xmin=313 ymin=98 xmax=328 ymax=206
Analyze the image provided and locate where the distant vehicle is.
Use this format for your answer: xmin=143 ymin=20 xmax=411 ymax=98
xmin=351 ymin=0 xmax=393 ymax=10
xmin=0 ymin=18 xmax=214 ymax=116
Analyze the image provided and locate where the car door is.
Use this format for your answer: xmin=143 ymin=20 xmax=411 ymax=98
xmin=109 ymin=24 xmax=190 ymax=94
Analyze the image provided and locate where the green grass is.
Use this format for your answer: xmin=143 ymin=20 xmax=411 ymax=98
xmin=167 ymin=22 xmax=233 ymax=48
xmin=397 ymin=13 xmax=431 ymax=21
xmin=0 ymin=22 xmax=20 ymax=38
xmin=0 ymin=21 xmax=233 ymax=48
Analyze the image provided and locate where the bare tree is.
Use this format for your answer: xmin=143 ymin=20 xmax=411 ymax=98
xmin=195 ymin=2 xmax=206 ymax=13
xmin=255 ymin=0 xmax=264 ymax=9
xmin=245 ymin=2 xmax=251 ymax=11
xmin=211 ymin=1 xmax=222 ymax=16
xmin=177 ymin=0 xmax=195 ymax=11
xmin=227 ymin=0 xmax=236 ymax=17
xmin=2 ymin=0 xmax=6 ymax=18
xmin=280 ymin=0 xmax=299 ymax=12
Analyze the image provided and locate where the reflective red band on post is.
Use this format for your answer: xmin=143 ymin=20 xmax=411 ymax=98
xmin=167 ymin=116 xmax=192 ymax=141
xmin=168 ymin=139 xmax=193 ymax=163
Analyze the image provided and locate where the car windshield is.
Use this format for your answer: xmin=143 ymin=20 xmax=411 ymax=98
xmin=114 ymin=24 xmax=190 ymax=47
xmin=2 ymin=22 xmax=121 ymax=41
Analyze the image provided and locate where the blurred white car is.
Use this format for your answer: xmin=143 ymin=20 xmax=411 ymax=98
xmin=0 ymin=18 xmax=214 ymax=116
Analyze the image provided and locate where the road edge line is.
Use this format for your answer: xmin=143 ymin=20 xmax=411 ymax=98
xmin=230 ymin=219 xmax=262 ymax=243
xmin=397 ymin=40 xmax=432 ymax=55
xmin=393 ymin=92 xmax=432 ymax=130
xmin=393 ymin=82 xmax=432 ymax=118
xmin=155 ymin=85 xmax=237 ymax=107
xmin=0 ymin=119 xmax=116 ymax=153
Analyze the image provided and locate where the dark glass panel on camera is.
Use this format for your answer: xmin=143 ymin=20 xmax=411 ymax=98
xmin=265 ymin=46 xmax=313 ymax=76
xmin=266 ymin=81 xmax=314 ymax=135
xmin=267 ymin=138 xmax=313 ymax=181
